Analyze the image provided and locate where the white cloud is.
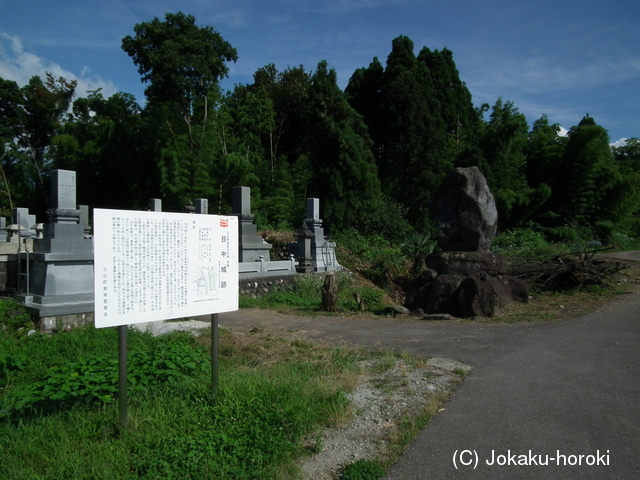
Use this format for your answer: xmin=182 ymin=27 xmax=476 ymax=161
xmin=611 ymin=137 xmax=628 ymax=148
xmin=0 ymin=32 xmax=118 ymax=99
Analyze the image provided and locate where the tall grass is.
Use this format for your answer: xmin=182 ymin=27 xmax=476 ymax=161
xmin=0 ymin=306 xmax=365 ymax=480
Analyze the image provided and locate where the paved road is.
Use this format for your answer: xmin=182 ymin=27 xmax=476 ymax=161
xmin=220 ymin=288 xmax=640 ymax=479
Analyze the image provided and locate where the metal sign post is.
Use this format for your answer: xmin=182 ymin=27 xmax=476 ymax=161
xmin=118 ymin=325 xmax=128 ymax=430
xmin=211 ymin=313 xmax=219 ymax=395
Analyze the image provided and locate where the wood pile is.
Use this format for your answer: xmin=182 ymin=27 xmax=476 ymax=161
xmin=506 ymin=249 xmax=627 ymax=292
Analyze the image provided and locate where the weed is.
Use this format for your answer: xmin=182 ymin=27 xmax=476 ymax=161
xmin=339 ymin=458 xmax=386 ymax=480
xmin=0 ymin=299 xmax=34 ymax=335
xmin=0 ymin=325 xmax=369 ymax=479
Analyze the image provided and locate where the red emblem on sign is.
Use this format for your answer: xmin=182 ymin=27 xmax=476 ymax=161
xmin=220 ymin=218 xmax=229 ymax=228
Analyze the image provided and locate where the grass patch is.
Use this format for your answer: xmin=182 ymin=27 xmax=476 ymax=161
xmin=240 ymin=271 xmax=391 ymax=315
xmin=481 ymin=285 xmax=632 ymax=323
xmin=383 ymin=389 xmax=451 ymax=461
xmin=0 ymin=323 xmax=371 ymax=479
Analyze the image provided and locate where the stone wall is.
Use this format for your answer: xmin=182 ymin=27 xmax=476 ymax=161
xmin=239 ymin=274 xmax=295 ymax=298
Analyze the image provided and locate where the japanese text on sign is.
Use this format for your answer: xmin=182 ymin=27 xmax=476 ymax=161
xmin=93 ymin=209 xmax=238 ymax=328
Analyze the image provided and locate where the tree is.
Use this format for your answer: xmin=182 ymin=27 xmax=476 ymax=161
xmin=612 ymin=138 xmax=640 ymax=233
xmin=51 ymin=90 xmax=148 ymax=209
xmin=122 ymin=12 xmax=237 ymax=151
xmin=417 ymin=47 xmax=484 ymax=167
xmin=553 ymin=115 xmax=622 ymax=237
xmin=122 ymin=12 xmax=238 ymax=210
xmin=344 ymin=57 xmax=385 ymax=160
xmin=526 ymin=115 xmax=567 ymax=189
xmin=0 ymin=74 xmax=76 ymax=216
xmin=480 ymin=98 xmax=542 ymax=228
xmin=346 ymin=36 xmax=468 ymax=232
xmin=0 ymin=78 xmax=24 ymax=212
xmin=304 ymin=61 xmax=382 ymax=232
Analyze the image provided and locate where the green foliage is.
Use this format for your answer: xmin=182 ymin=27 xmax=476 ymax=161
xmin=492 ymin=228 xmax=551 ymax=256
xmin=334 ymin=230 xmax=404 ymax=288
xmin=304 ymin=60 xmax=383 ymax=232
xmin=239 ymin=271 xmax=389 ymax=313
xmin=609 ymin=231 xmax=640 ymax=251
xmin=0 ymin=299 xmax=33 ymax=333
xmin=339 ymin=459 xmax=386 ymax=480
xmin=1 ymin=325 xmax=364 ymax=479
xmin=0 ymin=352 xmax=27 ymax=387
xmin=122 ymin=12 xmax=237 ymax=110
xmin=2 ymin=340 xmax=209 ymax=416
xmin=399 ymin=231 xmax=436 ymax=274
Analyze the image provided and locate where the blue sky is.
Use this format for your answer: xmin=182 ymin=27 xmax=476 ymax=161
xmin=1 ymin=0 xmax=638 ymax=144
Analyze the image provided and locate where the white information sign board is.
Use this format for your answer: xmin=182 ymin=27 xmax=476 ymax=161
xmin=93 ymin=209 xmax=238 ymax=328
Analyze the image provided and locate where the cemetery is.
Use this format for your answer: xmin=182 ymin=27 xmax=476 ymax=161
xmin=0 ymin=166 xmax=636 ymax=479
xmin=0 ymin=166 xmax=626 ymax=330
xmin=0 ymin=169 xmax=344 ymax=332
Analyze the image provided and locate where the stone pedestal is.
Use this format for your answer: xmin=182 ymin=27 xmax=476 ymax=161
xmin=232 ymin=186 xmax=272 ymax=262
xmin=14 ymin=170 xmax=94 ymax=318
xmin=289 ymin=198 xmax=341 ymax=272
xmin=405 ymin=251 xmax=528 ymax=318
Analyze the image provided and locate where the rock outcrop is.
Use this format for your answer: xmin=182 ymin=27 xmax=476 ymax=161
xmin=406 ymin=167 xmax=528 ymax=318
xmin=432 ymin=166 xmax=498 ymax=252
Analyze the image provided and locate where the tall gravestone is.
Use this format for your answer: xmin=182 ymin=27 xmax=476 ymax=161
xmin=14 ymin=170 xmax=94 ymax=321
xmin=289 ymin=198 xmax=341 ymax=273
xmin=303 ymin=198 xmax=340 ymax=272
xmin=195 ymin=198 xmax=208 ymax=215
xmin=232 ymin=186 xmax=271 ymax=262
xmin=149 ymin=198 xmax=162 ymax=212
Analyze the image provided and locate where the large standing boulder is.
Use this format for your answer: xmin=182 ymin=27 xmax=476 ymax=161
xmin=402 ymin=166 xmax=528 ymax=319
xmin=432 ymin=167 xmax=498 ymax=252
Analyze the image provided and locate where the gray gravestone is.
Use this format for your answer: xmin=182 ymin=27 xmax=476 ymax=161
xmin=289 ymin=198 xmax=341 ymax=272
xmin=78 ymin=205 xmax=90 ymax=236
xmin=14 ymin=169 xmax=94 ymax=317
xmin=12 ymin=207 xmax=36 ymax=237
xmin=0 ymin=217 xmax=7 ymax=242
xmin=52 ymin=170 xmax=76 ymax=210
xmin=149 ymin=198 xmax=162 ymax=212
xmin=233 ymin=187 xmax=252 ymax=216
xmin=307 ymin=198 xmax=320 ymax=221
xmin=195 ymin=198 xmax=208 ymax=215
xmin=232 ymin=186 xmax=271 ymax=262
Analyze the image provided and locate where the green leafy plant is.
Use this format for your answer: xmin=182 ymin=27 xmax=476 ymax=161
xmin=1 ymin=341 xmax=209 ymax=416
xmin=0 ymin=299 xmax=33 ymax=334
xmin=492 ymin=228 xmax=546 ymax=255
xmin=339 ymin=459 xmax=386 ymax=480
xmin=399 ymin=231 xmax=436 ymax=274
xmin=0 ymin=352 xmax=27 ymax=387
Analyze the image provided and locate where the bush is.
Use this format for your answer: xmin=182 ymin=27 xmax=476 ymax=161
xmin=333 ymin=230 xmax=404 ymax=287
xmin=239 ymin=271 xmax=390 ymax=313
xmin=0 ymin=299 xmax=33 ymax=334
xmin=1 ymin=340 xmax=209 ymax=416
xmin=609 ymin=231 xmax=640 ymax=251
xmin=340 ymin=459 xmax=386 ymax=480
